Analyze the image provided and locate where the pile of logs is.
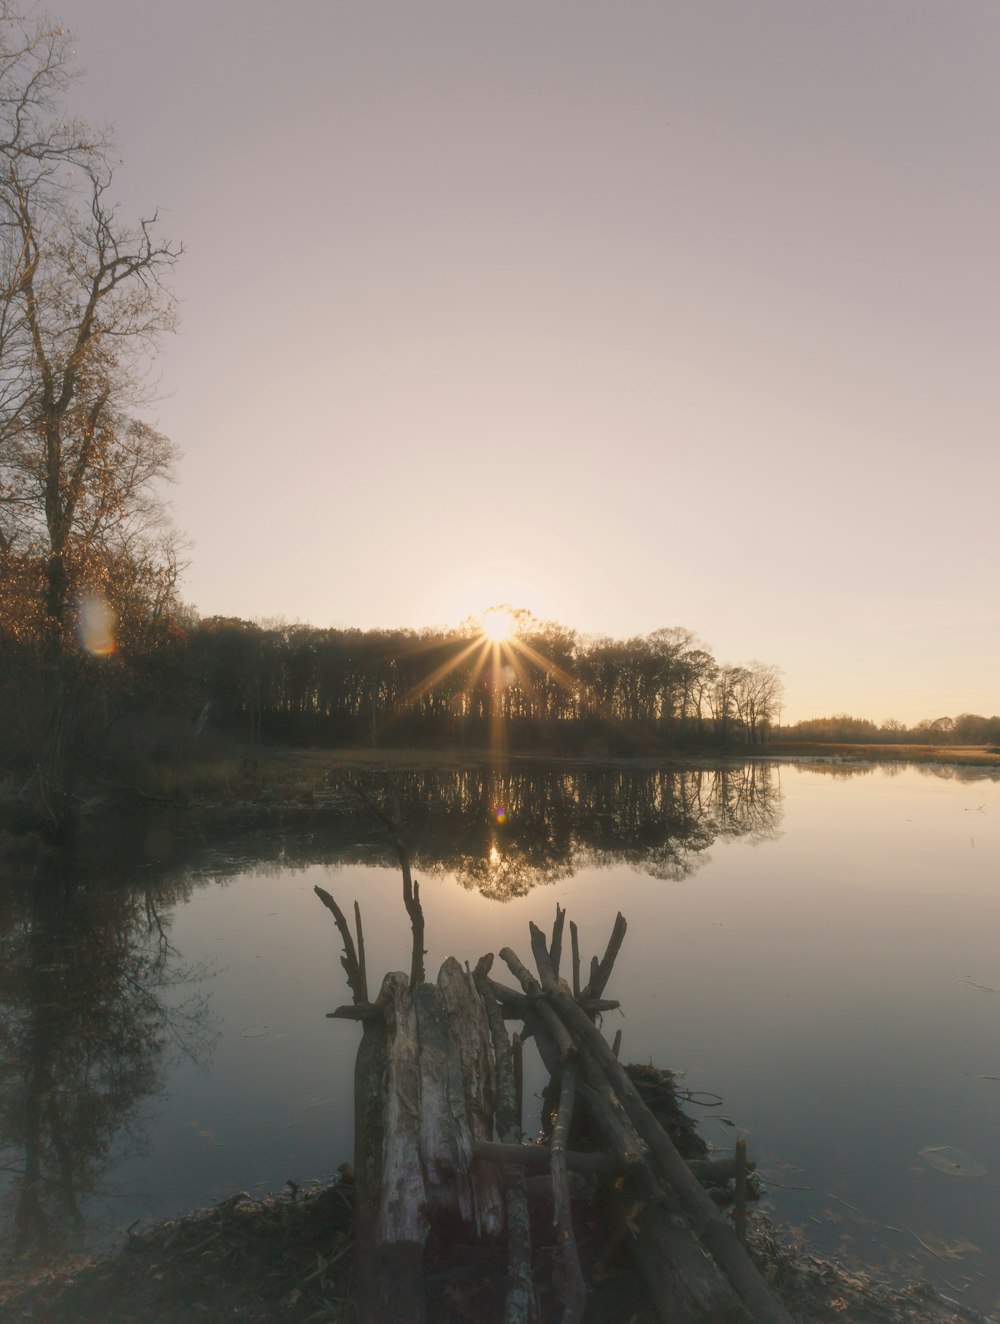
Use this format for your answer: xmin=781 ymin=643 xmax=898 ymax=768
xmin=316 ymin=824 xmax=793 ymax=1324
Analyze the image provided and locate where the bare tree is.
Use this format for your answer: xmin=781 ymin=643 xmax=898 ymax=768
xmin=0 ymin=4 xmax=182 ymax=837
xmin=0 ymin=1 xmax=181 ymax=641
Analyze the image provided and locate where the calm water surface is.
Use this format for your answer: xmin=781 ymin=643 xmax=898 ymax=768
xmin=2 ymin=761 xmax=999 ymax=1309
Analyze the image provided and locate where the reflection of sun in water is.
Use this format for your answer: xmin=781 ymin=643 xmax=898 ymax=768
xmin=479 ymin=605 xmax=519 ymax=643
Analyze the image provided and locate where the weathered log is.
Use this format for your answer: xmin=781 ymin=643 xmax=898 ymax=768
xmin=380 ymin=973 xmax=428 ymax=1245
xmin=412 ymin=982 xmax=475 ymax=1224
xmin=437 ymin=958 xmax=504 ymax=1238
xmin=353 ymin=995 xmax=390 ymax=1324
xmin=351 ymin=971 xmax=429 ymax=1324
xmin=473 ymin=957 xmax=537 ymax=1324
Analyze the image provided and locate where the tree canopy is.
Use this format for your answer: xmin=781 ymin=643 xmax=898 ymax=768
xmin=0 ymin=0 xmax=181 ymax=647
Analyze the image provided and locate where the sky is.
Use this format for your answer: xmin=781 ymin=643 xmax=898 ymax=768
xmin=60 ymin=0 xmax=998 ymax=725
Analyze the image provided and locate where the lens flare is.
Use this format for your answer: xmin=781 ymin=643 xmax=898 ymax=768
xmin=495 ymin=806 xmax=508 ymax=824
xmin=78 ymin=592 xmax=116 ymax=657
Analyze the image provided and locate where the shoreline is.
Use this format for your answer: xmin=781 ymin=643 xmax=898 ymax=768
xmin=2 ymin=1172 xmax=994 ymax=1324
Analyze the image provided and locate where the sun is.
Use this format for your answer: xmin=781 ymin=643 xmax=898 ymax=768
xmin=479 ymin=604 xmax=519 ymax=643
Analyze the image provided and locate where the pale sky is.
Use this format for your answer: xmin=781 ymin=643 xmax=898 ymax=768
xmin=64 ymin=1 xmax=998 ymax=725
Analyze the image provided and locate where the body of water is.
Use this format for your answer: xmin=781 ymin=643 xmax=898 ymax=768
xmin=2 ymin=760 xmax=998 ymax=1310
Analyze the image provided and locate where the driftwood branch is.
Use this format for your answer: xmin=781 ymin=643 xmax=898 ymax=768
xmin=474 ymin=955 xmax=538 ymax=1323
xmin=551 ymin=1064 xmax=586 ymax=1323
xmin=530 ymin=921 xmax=558 ymax=990
xmin=498 ymin=946 xmax=575 ymax=1065
xmin=570 ymin=921 xmax=581 ymax=999
xmin=513 ymin=1032 xmax=523 ymax=1134
xmin=314 ymin=886 xmax=366 ymax=1005
xmin=349 ymin=781 xmax=426 ymax=987
xmin=354 ymin=900 xmax=369 ymax=1003
xmin=403 ymin=868 xmax=425 ymax=989
xmin=586 ymin=911 xmax=628 ymax=1000
xmin=487 ymin=976 xmax=618 ymax=1020
xmin=328 ymin=1003 xmax=383 ymax=1023
xmin=550 ymin=903 xmax=566 ymax=981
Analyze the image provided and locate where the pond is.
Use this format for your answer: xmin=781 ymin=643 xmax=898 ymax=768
xmin=2 ymin=760 xmax=999 ymax=1311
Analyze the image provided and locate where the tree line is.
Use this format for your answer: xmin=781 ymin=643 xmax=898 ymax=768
xmin=181 ymin=616 xmax=783 ymax=755
xmin=780 ymin=712 xmax=1000 ymax=747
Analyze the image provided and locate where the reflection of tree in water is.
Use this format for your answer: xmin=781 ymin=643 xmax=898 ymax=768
xmin=353 ymin=764 xmax=783 ymax=899
xmin=165 ymin=767 xmax=783 ymax=903
xmin=786 ymin=761 xmax=1000 ymax=785
xmin=0 ymin=870 xmax=215 ymax=1262
xmin=708 ymin=764 xmax=784 ymax=845
xmin=790 ymin=762 xmax=878 ymax=780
